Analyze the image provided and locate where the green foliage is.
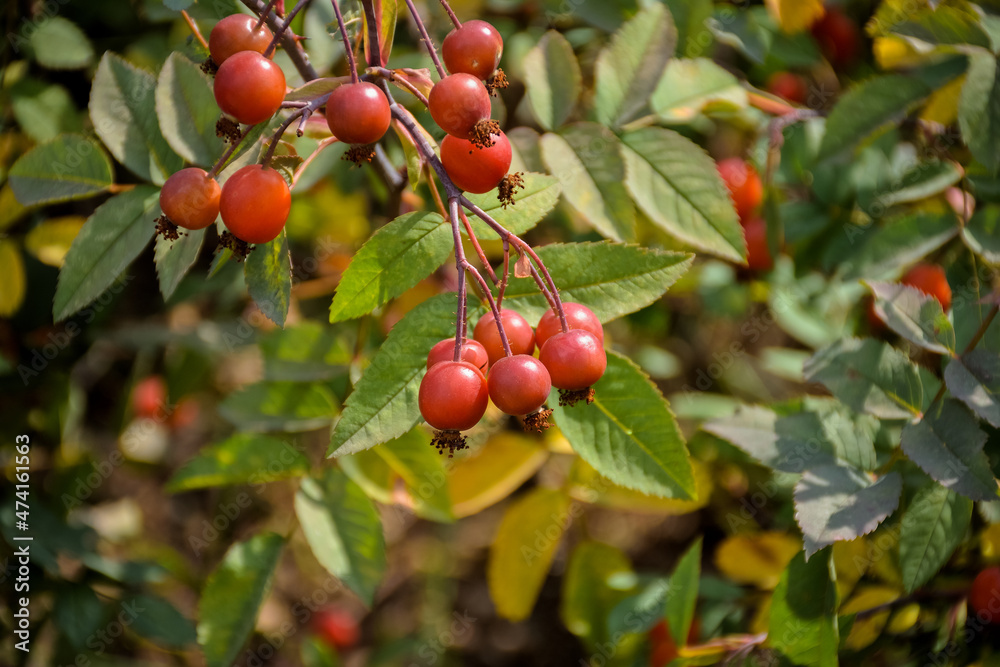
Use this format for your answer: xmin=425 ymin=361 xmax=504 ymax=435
xmin=219 ymin=381 xmax=338 ymax=432
xmin=898 ymin=482 xmax=972 ymax=594
xmin=245 ymin=231 xmax=293 ymax=327
xmin=768 ymin=549 xmax=839 ymax=666
xmin=523 ymin=31 xmax=581 ymax=131
xmin=167 ymin=434 xmax=310 ymax=491
xmin=156 ymin=53 xmax=224 ymax=167
xmin=9 ymin=135 xmax=114 ymax=206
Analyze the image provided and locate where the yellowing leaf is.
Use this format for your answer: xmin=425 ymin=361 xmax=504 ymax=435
xmin=0 ymin=184 xmax=28 ymax=231
xmin=833 ymin=537 xmax=871 ymax=601
xmin=981 ymin=522 xmax=1000 ymax=562
xmin=714 ymin=532 xmax=801 ymax=589
xmin=887 ymin=603 xmax=920 ymax=634
xmin=24 ymin=216 xmax=85 ymax=267
xmin=448 ymin=433 xmax=549 ymax=518
xmin=920 ymin=76 xmax=964 ymax=126
xmin=0 ymin=240 xmax=26 ymax=317
xmin=873 ymin=36 xmax=923 ymax=70
xmin=841 ymin=585 xmax=900 ymax=650
xmin=488 ymin=488 xmax=572 ymax=621
xmin=568 ymin=458 xmax=712 ymax=515
xmin=765 ymin=0 xmax=824 ymax=33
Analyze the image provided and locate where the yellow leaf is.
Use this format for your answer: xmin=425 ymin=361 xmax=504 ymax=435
xmin=714 ymin=532 xmax=801 ymax=589
xmin=921 ymin=76 xmax=965 ymax=126
xmin=24 ymin=216 xmax=85 ymax=267
xmin=0 ymin=239 xmax=26 ymax=317
xmin=873 ymin=36 xmax=923 ymax=70
xmin=568 ymin=458 xmax=712 ymax=515
xmin=887 ymin=602 xmax=920 ymax=634
xmin=448 ymin=433 xmax=549 ymax=518
xmin=488 ymin=487 xmax=572 ymax=621
xmin=833 ymin=537 xmax=871 ymax=600
xmin=981 ymin=522 xmax=1000 ymax=562
xmin=841 ymin=585 xmax=900 ymax=650
xmin=0 ymin=184 xmax=28 ymax=231
xmin=765 ymin=0 xmax=824 ymax=33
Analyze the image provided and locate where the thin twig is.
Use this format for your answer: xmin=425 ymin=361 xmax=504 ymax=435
xmin=239 ymin=0 xmax=317 ymax=80
xmin=437 ymin=0 xmax=461 ymax=28
xmin=331 ymin=0 xmax=359 ymax=83
xmin=372 ymin=66 xmax=429 ymax=106
xmin=207 ymin=125 xmax=256 ymax=179
xmin=180 ymin=10 xmax=209 ymax=51
xmin=401 ymin=0 xmax=446 ymax=78
xmin=264 ymin=0 xmax=311 ymax=58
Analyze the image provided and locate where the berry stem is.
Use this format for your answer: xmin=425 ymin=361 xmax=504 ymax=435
xmin=261 ymin=94 xmax=330 ymax=168
xmin=263 ymin=0 xmax=310 ymax=58
xmin=360 ymin=0 xmax=384 ymax=67
xmin=371 ymin=66 xmax=429 ymax=106
xmin=437 ymin=0 xmax=462 ymax=28
xmin=180 ymin=10 xmax=209 ymax=51
xmin=458 ymin=208 xmax=496 ymax=283
xmin=240 ymin=0 xmax=317 ymax=80
xmin=401 ymin=0 xmax=447 ymax=79
xmin=448 ymin=198 xmax=470 ymax=359
xmin=496 ymin=239 xmax=509 ymax=310
xmin=207 ymin=124 xmax=256 ymax=179
xmin=331 ymin=0 xmax=360 ymax=83
xmin=254 ymin=0 xmax=282 ymax=30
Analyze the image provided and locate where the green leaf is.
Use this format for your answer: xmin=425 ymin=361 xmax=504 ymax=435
xmin=10 ymin=80 xmax=82 ymax=143
xmin=817 ymin=75 xmax=931 ymax=162
xmin=295 ymin=468 xmax=386 ymax=606
xmin=651 ymin=58 xmax=748 ymax=124
xmin=804 ymin=338 xmax=924 ymax=419
xmin=154 ymin=228 xmax=205 ymax=301
xmin=198 ymin=532 xmax=285 ymax=667
xmin=561 ymin=541 xmax=636 ymax=649
xmin=219 ymin=381 xmax=338 ymax=432
xmin=330 ymin=294 xmax=467 ymax=456
xmin=167 ymin=433 xmax=310 ymax=492
xmin=868 ymin=160 xmax=963 ymax=211
xmin=499 ymin=242 xmax=693 ymax=325
xmin=593 ymin=3 xmax=676 ymax=128
xmin=945 ymin=351 xmax=1000 ymax=428
xmin=28 ymin=17 xmax=94 ymax=69
xmin=898 ymin=482 xmax=972 ymax=594
xmin=129 ymin=593 xmax=198 ymax=648
xmin=539 ymin=124 xmax=636 ymax=242
xmin=665 ymin=538 xmax=701 ymax=647
xmin=621 ymin=127 xmax=745 ymax=262
xmin=329 ymin=212 xmax=452 ymax=322
xmin=53 ymin=186 xmax=159 ymax=322
xmin=963 ymin=205 xmax=1000 ymax=263
xmin=960 ymin=53 xmax=1000 ymax=174
xmin=374 ymin=429 xmax=453 ymax=522
xmin=607 ymin=577 xmax=670 ymax=637
xmin=839 ymin=211 xmax=958 ymax=280
xmin=0 ymin=240 xmax=26 ymax=317
xmin=156 ymin=52 xmax=223 ymax=167
xmin=892 ymin=5 xmax=991 ymax=49
xmin=901 ymin=399 xmax=997 ymax=501
xmin=9 ymin=135 xmax=114 ymax=206
xmin=90 ymin=52 xmax=184 ymax=184
xmin=463 ymin=173 xmax=560 ymax=239
xmin=663 ymin=0 xmax=714 ymax=58
xmin=768 ymin=549 xmax=839 ymax=666
xmin=523 ymin=31 xmax=581 ymax=131
xmin=794 ymin=465 xmax=902 ymax=557
xmin=553 ymin=352 xmax=694 ymax=499
xmin=53 ymin=585 xmax=105 ymax=648
xmin=867 ymin=281 xmax=956 ymax=355
xmin=488 ymin=488 xmax=572 ymax=621
xmin=245 ymin=231 xmax=292 ymax=327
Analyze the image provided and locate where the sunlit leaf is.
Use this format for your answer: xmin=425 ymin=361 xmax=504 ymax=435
xmin=768 ymin=549 xmax=838 ymax=666
xmin=523 ymin=31 xmax=581 ymax=131
xmin=9 ymin=135 xmax=114 ymax=206
xmin=167 ymin=434 xmax=310 ymax=492
xmin=714 ymin=532 xmax=801 ymax=589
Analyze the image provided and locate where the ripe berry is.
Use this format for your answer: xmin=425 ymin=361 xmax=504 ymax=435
xmin=442 ymin=19 xmax=503 ymax=80
xmin=539 ymin=330 xmax=606 ymax=390
xmin=132 ymin=375 xmax=167 ymax=419
xmin=428 ymin=74 xmax=492 ymax=140
xmin=742 ymin=216 xmax=773 ymax=272
xmin=312 ymin=608 xmax=360 ymax=650
xmin=535 ymin=303 xmax=603 ymax=351
xmin=427 ymin=337 xmax=489 ymax=372
xmin=487 ymin=355 xmax=551 ymax=416
xmin=209 ymin=14 xmax=273 ymax=66
xmin=473 ymin=308 xmax=535 ymax=367
xmin=811 ymin=7 xmax=860 ymax=69
xmin=766 ymin=71 xmax=808 ymax=105
xmin=970 ymin=567 xmax=1000 ymax=624
xmin=441 ymin=131 xmax=511 ymax=194
xmin=901 ymin=263 xmax=951 ymax=311
xmin=717 ymin=157 xmax=763 ymax=221
xmin=214 ymin=51 xmax=286 ymax=125
xmin=220 ymin=165 xmax=291 ymax=244
xmin=325 ymin=82 xmax=392 ymax=145
xmin=159 ymin=168 xmax=221 ymax=230
xmin=418 ymin=361 xmax=489 ymax=431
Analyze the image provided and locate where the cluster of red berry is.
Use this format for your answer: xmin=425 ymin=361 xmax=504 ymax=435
xmin=418 ymin=302 xmax=607 ymax=454
xmin=716 ymin=157 xmax=771 ymax=271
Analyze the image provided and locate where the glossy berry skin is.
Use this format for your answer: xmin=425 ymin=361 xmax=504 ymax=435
xmin=742 ymin=216 xmax=773 ymax=272
xmin=312 ymin=608 xmax=360 ymax=650
xmin=488 ymin=355 xmax=551 ymax=416
xmin=220 ymin=165 xmax=291 ymax=244
xmin=428 ymin=74 xmax=492 ymax=139
xmin=326 ymin=82 xmax=391 ymax=145
xmin=473 ymin=309 xmax=535 ymax=367
xmin=811 ymin=7 xmax=860 ymax=69
xmin=535 ymin=303 xmax=603 ymax=351
xmin=441 ymin=132 xmax=511 ymax=194
xmin=214 ymin=51 xmax=286 ymax=125
xmin=132 ymin=375 xmax=167 ymax=419
xmin=540 ymin=330 xmax=606 ymax=390
xmin=901 ymin=263 xmax=951 ymax=311
xmin=442 ymin=20 xmax=503 ymax=80
xmin=766 ymin=72 xmax=808 ymax=105
xmin=970 ymin=567 xmax=1000 ymax=624
xmin=209 ymin=14 xmax=273 ymax=65
xmin=418 ymin=361 xmax=489 ymax=431
xmin=159 ymin=168 xmax=221 ymax=230
xmin=717 ymin=157 xmax=763 ymax=221
xmin=427 ymin=337 xmax=489 ymax=372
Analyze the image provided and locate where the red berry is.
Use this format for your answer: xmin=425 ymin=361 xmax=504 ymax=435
xmin=535 ymin=303 xmax=603 ymax=351
xmin=901 ymin=263 xmax=951 ymax=311
xmin=487 ymin=355 xmax=551 ymax=416
xmin=811 ymin=7 xmax=860 ymax=69
xmin=428 ymin=74 xmax=492 ymax=139
xmin=441 ymin=131 xmax=511 ymax=194
xmin=473 ymin=309 xmax=535 ymax=367
xmin=742 ymin=216 xmax=773 ymax=272
xmin=312 ymin=608 xmax=360 ymax=650
xmin=214 ymin=51 xmax=286 ymax=125
xmin=325 ymin=82 xmax=392 ymax=145
xmin=209 ymin=14 xmax=273 ymax=65
xmin=442 ymin=19 xmax=503 ymax=80
xmin=159 ymin=168 xmax=221 ymax=230
xmin=970 ymin=567 xmax=1000 ymax=624
xmin=133 ymin=376 xmax=167 ymax=419
xmin=717 ymin=157 xmax=763 ymax=221
xmin=766 ymin=71 xmax=808 ymax=105
xmin=220 ymin=165 xmax=291 ymax=244
xmin=418 ymin=361 xmax=489 ymax=431
xmin=539 ymin=330 xmax=606 ymax=390
xmin=427 ymin=337 xmax=489 ymax=372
